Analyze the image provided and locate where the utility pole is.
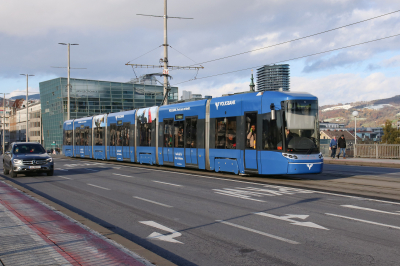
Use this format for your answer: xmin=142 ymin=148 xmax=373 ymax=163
xmin=129 ymin=0 xmax=203 ymax=105
xmin=2 ymin=94 xmax=5 ymax=155
xmin=20 ymin=74 xmax=34 ymax=142
xmin=57 ymin=43 xmax=80 ymax=120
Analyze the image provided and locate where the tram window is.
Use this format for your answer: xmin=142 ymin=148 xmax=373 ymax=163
xmin=245 ymin=113 xmax=257 ymax=149
xmin=110 ymin=124 xmax=116 ymax=146
xmin=94 ymin=127 xmax=104 ymax=146
xmin=80 ymin=127 xmax=85 ymax=146
xmin=116 ymin=124 xmax=123 ymax=147
xmin=185 ymin=117 xmax=197 ymax=148
xmin=164 ymin=120 xmax=173 ymax=147
xmin=215 ymin=117 xmax=236 ymax=149
xmin=64 ymin=130 xmax=72 ymax=145
xmin=75 ymin=128 xmax=80 ymax=146
xmin=139 ymin=122 xmax=151 ymax=146
xmin=124 ymin=123 xmax=130 ymax=146
xmin=262 ymin=111 xmax=283 ymax=150
xmin=174 ymin=121 xmax=184 ymax=148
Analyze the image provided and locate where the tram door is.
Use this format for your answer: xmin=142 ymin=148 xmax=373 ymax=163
xmin=163 ymin=119 xmax=174 ymax=163
xmin=109 ymin=123 xmax=117 ymax=158
xmin=75 ymin=127 xmax=80 ymax=157
xmin=185 ymin=117 xmax=198 ymax=165
xmin=244 ymin=112 xmax=258 ymax=170
xmin=122 ymin=122 xmax=131 ymax=158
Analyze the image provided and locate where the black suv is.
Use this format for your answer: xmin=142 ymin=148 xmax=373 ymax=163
xmin=3 ymin=142 xmax=54 ymax=177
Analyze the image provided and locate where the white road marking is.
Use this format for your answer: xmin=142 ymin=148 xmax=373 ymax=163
xmin=113 ymin=173 xmax=134 ymax=178
xmin=87 ymin=183 xmax=111 ymax=190
xmin=255 ymin=212 xmax=329 ymax=230
xmin=133 ymin=196 xmax=172 ymax=208
xmin=57 ymin=169 xmax=68 ymax=171
xmin=58 ymin=176 xmax=71 ymax=180
xmin=214 ymin=191 xmax=266 ymax=202
xmin=67 ymin=158 xmax=400 ymax=206
xmin=139 ymin=221 xmax=183 ymax=244
xmin=113 ymin=167 xmax=121 ymax=169
xmin=341 ymin=205 xmax=400 ymax=216
xmin=325 ymin=213 xmax=400 ymax=230
xmin=216 ymin=220 xmax=299 ymax=244
xmin=152 ymin=181 xmax=182 ymax=187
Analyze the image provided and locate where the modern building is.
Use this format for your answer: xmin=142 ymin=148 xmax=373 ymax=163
xmin=181 ymin=90 xmax=192 ymax=100
xmin=256 ymin=64 xmax=290 ymax=91
xmin=9 ymin=101 xmax=42 ymax=144
xmin=204 ymin=95 xmax=212 ymax=99
xmin=39 ymin=77 xmax=178 ymax=150
xmin=347 ymin=127 xmax=384 ymax=142
xmin=192 ymin=94 xmax=202 ymax=100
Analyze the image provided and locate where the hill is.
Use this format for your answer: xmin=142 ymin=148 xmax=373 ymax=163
xmin=319 ymin=95 xmax=400 ymax=128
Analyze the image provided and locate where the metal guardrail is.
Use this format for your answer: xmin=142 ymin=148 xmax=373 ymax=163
xmin=321 ymin=144 xmax=400 ymax=159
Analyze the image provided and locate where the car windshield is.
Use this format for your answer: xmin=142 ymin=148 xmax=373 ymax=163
xmin=13 ymin=144 xmax=46 ymax=154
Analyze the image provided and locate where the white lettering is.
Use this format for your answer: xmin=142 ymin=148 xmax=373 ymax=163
xmin=215 ymin=100 xmax=236 ymax=110
xmin=169 ymin=107 xmax=190 ymax=112
xmin=116 ymin=115 xmax=124 ymax=118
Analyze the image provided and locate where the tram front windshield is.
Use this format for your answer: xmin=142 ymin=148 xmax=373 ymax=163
xmin=285 ymin=100 xmax=319 ymax=154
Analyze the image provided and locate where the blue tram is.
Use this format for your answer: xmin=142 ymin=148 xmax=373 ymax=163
xmin=63 ymin=91 xmax=323 ymax=175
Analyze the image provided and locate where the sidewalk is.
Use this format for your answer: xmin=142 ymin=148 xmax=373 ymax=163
xmin=0 ymin=181 xmax=152 ymax=266
xmin=324 ymin=157 xmax=400 ymax=168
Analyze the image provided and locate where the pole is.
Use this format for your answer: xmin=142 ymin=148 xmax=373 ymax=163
xmin=67 ymin=43 xmax=71 ymax=120
xmin=354 ymin=116 xmax=357 ymax=157
xmin=2 ymin=94 xmax=5 ymax=155
xmin=26 ymin=74 xmax=29 ymax=142
xmin=162 ymin=0 xmax=169 ymax=106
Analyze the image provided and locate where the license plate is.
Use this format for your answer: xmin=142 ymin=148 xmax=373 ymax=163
xmin=30 ymin=166 xmax=41 ymax=169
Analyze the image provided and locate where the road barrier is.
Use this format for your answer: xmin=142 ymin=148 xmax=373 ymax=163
xmin=321 ymin=144 xmax=400 ymax=159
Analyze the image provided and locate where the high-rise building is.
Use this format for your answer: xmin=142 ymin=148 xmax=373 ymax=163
xmin=256 ymin=64 xmax=290 ymax=91
xmin=181 ymin=90 xmax=192 ymax=100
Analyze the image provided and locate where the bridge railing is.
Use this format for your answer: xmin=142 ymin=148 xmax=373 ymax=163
xmin=320 ymin=144 xmax=400 ymax=159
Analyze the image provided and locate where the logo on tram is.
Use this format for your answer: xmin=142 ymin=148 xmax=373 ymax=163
xmin=215 ymin=100 xmax=236 ymax=110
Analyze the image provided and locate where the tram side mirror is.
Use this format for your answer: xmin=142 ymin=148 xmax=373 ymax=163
xmin=270 ymin=103 xmax=276 ymax=120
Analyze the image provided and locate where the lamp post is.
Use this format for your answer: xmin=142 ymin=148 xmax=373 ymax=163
xmin=352 ymin=111 xmax=359 ymax=157
xmin=20 ymin=74 xmax=34 ymax=142
xmin=58 ymin=43 xmax=79 ymax=121
xmin=2 ymin=93 xmax=10 ymax=155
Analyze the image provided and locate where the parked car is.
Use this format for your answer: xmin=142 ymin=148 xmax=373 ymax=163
xmin=3 ymin=142 xmax=54 ymax=177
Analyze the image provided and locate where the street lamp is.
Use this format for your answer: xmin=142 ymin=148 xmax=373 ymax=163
xmin=20 ymin=74 xmax=34 ymax=142
xmin=1 ymin=93 xmax=10 ymax=155
xmin=352 ymin=111 xmax=359 ymax=157
xmin=58 ymin=43 xmax=79 ymax=121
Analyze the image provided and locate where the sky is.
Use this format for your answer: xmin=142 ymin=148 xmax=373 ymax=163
xmin=1 ymin=0 xmax=400 ymax=106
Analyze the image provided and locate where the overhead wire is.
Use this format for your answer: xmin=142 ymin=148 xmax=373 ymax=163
xmin=187 ymin=9 xmax=400 ymax=67
xmin=172 ymin=33 xmax=400 ymax=86
xmin=126 ymin=45 xmax=162 ymax=64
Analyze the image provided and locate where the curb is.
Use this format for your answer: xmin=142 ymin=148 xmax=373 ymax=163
xmin=324 ymin=159 xmax=400 ymax=168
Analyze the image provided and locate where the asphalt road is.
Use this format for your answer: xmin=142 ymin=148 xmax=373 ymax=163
xmin=2 ymin=158 xmax=400 ymax=266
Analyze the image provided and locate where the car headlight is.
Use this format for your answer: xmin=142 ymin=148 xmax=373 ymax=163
xmin=13 ymin=159 xmax=23 ymax=164
xmin=46 ymin=158 xmax=53 ymax=163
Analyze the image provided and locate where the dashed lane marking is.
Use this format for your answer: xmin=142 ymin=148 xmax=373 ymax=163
xmin=216 ymin=220 xmax=299 ymax=244
xmin=341 ymin=205 xmax=400 ymax=216
xmin=152 ymin=181 xmax=182 ymax=187
xmin=57 ymin=169 xmax=69 ymax=171
xmin=87 ymin=183 xmax=111 ymax=190
xmin=113 ymin=173 xmax=134 ymax=178
xmin=325 ymin=213 xmax=400 ymax=230
xmin=133 ymin=196 xmax=173 ymax=208
xmin=58 ymin=176 xmax=71 ymax=180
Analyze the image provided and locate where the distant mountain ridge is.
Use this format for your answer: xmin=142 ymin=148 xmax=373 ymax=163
xmin=319 ymin=95 xmax=400 ymax=128
xmin=9 ymin=93 xmax=40 ymax=100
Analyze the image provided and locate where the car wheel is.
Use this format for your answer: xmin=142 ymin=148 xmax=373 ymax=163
xmin=47 ymin=170 xmax=54 ymax=176
xmin=10 ymin=168 xmax=17 ymax=178
xmin=3 ymin=167 xmax=9 ymax=175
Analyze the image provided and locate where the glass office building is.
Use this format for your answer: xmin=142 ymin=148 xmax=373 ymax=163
xmin=39 ymin=77 xmax=178 ymax=150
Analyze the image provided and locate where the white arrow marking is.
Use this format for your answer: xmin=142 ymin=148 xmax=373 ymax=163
xmin=255 ymin=212 xmax=329 ymax=230
xmin=139 ymin=221 xmax=183 ymax=244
